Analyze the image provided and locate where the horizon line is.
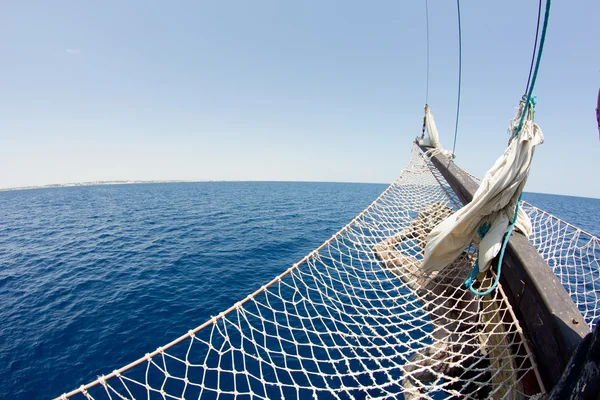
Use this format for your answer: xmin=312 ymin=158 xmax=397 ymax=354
xmin=1 ymin=179 xmax=598 ymax=200
xmin=0 ymin=179 xmax=390 ymax=192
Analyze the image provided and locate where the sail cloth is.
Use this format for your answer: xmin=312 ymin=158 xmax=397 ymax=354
xmin=422 ymin=102 xmax=544 ymax=274
xmin=418 ymin=104 xmax=455 ymax=159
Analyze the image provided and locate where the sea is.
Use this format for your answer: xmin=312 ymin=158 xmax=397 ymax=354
xmin=0 ymin=182 xmax=598 ymax=399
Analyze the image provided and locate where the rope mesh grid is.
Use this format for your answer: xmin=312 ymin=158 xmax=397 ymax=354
xmin=455 ymin=166 xmax=600 ymax=331
xmin=58 ymin=145 xmax=543 ymax=399
xmin=522 ymin=202 xmax=600 ymax=329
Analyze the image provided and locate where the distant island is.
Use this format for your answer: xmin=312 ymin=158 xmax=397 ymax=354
xmin=0 ymin=180 xmax=383 ymax=192
xmin=0 ymin=180 xmax=218 ymax=192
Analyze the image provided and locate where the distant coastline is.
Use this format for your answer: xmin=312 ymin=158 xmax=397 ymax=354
xmin=0 ymin=180 xmax=389 ymax=192
xmin=0 ymin=180 xmax=196 ymax=192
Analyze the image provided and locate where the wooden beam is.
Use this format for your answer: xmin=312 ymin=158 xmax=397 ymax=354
xmin=418 ymin=143 xmax=590 ymax=390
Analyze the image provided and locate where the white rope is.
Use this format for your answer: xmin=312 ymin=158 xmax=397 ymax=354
xmin=454 ymin=170 xmax=600 ymax=331
xmin=55 ymin=145 xmax=548 ymax=399
xmin=522 ymin=201 xmax=600 ymax=329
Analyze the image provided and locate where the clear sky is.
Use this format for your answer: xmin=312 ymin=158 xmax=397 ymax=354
xmin=1 ymin=1 xmax=599 ymax=197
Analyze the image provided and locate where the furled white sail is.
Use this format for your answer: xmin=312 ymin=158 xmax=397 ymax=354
xmin=422 ymin=102 xmax=543 ymax=274
xmin=418 ymin=104 xmax=454 ymax=159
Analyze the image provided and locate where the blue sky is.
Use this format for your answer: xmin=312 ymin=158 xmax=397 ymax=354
xmin=1 ymin=1 xmax=599 ymax=197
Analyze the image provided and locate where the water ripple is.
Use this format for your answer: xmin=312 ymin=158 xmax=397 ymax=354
xmin=2 ymin=184 xmax=594 ymax=399
xmin=0 ymin=182 xmax=385 ymax=399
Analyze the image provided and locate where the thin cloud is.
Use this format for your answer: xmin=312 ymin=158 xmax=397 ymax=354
xmin=66 ymin=48 xmax=81 ymax=55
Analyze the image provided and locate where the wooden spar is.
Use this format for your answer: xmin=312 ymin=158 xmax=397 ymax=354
xmin=597 ymin=88 xmax=600 ymax=139
xmin=417 ymin=143 xmax=590 ymax=391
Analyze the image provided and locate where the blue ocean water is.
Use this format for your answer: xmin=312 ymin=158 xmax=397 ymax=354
xmin=0 ymin=182 xmax=598 ymax=399
xmin=523 ymin=192 xmax=600 ymax=238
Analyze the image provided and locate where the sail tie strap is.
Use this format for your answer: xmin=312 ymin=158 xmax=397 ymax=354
xmin=465 ymin=193 xmax=523 ymax=296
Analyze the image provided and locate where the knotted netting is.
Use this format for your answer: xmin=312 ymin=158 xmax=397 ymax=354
xmin=522 ymin=202 xmax=600 ymax=329
xmin=57 ymin=145 xmax=544 ymax=400
xmin=456 ymin=169 xmax=600 ymax=331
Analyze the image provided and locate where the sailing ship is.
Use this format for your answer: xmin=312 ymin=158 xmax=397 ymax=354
xmin=54 ymin=1 xmax=600 ymax=399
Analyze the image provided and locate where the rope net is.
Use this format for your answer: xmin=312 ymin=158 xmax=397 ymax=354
xmin=458 ymin=168 xmax=600 ymax=331
xmin=522 ymin=202 xmax=600 ymax=329
xmin=58 ymin=145 xmax=544 ymax=400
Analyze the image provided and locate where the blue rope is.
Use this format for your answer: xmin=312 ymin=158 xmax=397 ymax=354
xmin=464 ymin=223 xmax=490 ymax=289
xmin=524 ymin=0 xmax=543 ymax=96
xmin=515 ymin=0 xmax=551 ymax=138
xmin=464 ymin=1 xmax=551 ymax=296
xmin=465 ymin=194 xmax=523 ymax=296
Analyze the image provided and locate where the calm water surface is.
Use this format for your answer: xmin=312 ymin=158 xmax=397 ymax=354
xmin=0 ymin=182 xmax=598 ymax=399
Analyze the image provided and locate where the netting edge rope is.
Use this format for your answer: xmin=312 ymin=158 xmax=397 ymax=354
xmin=522 ymin=201 xmax=600 ymax=241
xmin=56 ymin=146 xmax=424 ymax=399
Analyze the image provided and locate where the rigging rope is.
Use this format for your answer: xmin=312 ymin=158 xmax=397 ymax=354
xmin=424 ymin=0 xmax=430 ymax=105
xmin=422 ymin=0 xmax=431 ymax=139
xmin=524 ymin=0 xmax=543 ymax=96
xmin=463 ymin=1 xmax=551 ymax=296
xmin=525 ymin=0 xmax=551 ymax=102
xmin=451 ymin=0 xmax=462 ymax=156
xmin=516 ymin=0 xmax=552 ymax=137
